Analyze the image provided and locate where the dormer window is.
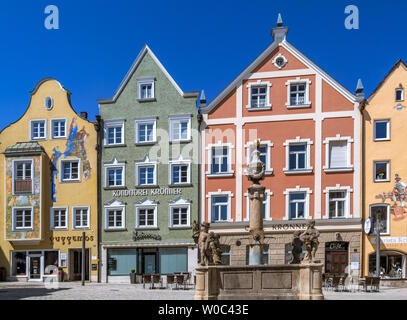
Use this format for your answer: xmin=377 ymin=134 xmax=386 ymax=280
xmin=138 ymin=78 xmax=155 ymax=100
xmin=396 ymin=87 xmax=404 ymax=102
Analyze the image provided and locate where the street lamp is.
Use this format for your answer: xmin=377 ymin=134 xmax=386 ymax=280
xmin=374 ymin=208 xmax=385 ymax=279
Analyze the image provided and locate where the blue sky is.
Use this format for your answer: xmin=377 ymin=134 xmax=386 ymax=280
xmin=0 ymin=1 xmax=405 ymax=130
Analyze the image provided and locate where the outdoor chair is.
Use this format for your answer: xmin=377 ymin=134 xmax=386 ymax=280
xmin=142 ymin=274 xmax=152 ymax=289
xmin=175 ymin=274 xmax=185 ymax=290
xmin=183 ymin=272 xmax=191 ymax=288
xmin=152 ymin=274 xmax=163 ymax=289
xmin=371 ymin=277 xmax=380 ymax=292
xmin=331 ymin=276 xmax=341 ymax=292
xmin=166 ymin=274 xmax=175 ymax=289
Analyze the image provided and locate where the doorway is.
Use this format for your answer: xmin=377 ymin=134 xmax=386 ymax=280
xmin=28 ymin=254 xmax=42 ymax=281
xmin=68 ymin=249 xmax=90 ymax=281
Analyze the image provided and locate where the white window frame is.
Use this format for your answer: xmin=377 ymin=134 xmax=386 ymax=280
xmin=29 ymin=119 xmax=47 ymax=141
xmin=169 ymin=197 xmax=191 ymax=228
xmin=135 ymin=117 xmax=157 ymax=144
xmin=135 ymin=198 xmax=158 ymax=229
xmin=323 ymin=185 xmax=353 ymax=219
xmin=12 ymin=159 xmax=34 ymax=196
xmin=374 ymin=120 xmax=390 ymax=141
xmin=246 ymin=80 xmax=272 ymax=110
xmin=104 ymin=200 xmax=126 ymax=230
xmin=50 ymin=118 xmax=67 ymax=140
xmin=396 ymin=88 xmax=404 ymax=102
xmin=283 ymin=186 xmax=312 ymax=220
xmin=50 ymin=207 xmax=68 ymax=230
xmin=245 ymin=140 xmax=273 ymax=174
xmin=283 ymin=137 xmax=313 ymax=174
xmin=374 ymin=161 xmax=390 ymax=182
xmin=323 ymin=135 xmax=354 ymax=172
xmin=369 ymin=204 xmax=390 ymax=236
xmin=169 ymin=115 xmax=192 ymax=142
xmin=206 ymin=141 xmax=235 ymax=177
xmin=72 ymin=206 xmax=90 ymax=230
xmin=12 ymin=207 xmax=34 ymax=231
xmin=135 ymin=156 xmax=157 ymax=186
xmin=245 ymin=190 xmax=273 ymax=221
xmin=60 ymin=158 xmax=81 ymax=182
xmin=104 ymin=120 xmax=125 ymax=146
xmin=169 ymin=155 xmax=191 ymax=185
xmin=207 ymin=190 xmax=234 ymax=223
xmin=138 ymin=78 xmax=155 ymax=100
xmin=285 ymin=78 xmax=312 ymax=108
xmin=104 ymin=157 xmax=125 ymax=188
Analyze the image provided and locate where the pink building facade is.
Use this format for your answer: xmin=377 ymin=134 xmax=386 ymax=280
xmin=200 ymin=18 xmax=363 ymax=275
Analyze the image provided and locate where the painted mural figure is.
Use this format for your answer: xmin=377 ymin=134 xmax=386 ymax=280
xmin=392 ymin=174 xmax=407 ymax=207
xmin=375 ymin=173 xmax=407 ymax=220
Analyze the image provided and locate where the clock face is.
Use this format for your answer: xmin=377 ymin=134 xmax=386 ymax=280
xmin=364 ymin=218 xmax=372 ymax=234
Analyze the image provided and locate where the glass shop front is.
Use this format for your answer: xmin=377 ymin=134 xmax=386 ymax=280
xmin=11 ymin=250 xmax=59 ymax=281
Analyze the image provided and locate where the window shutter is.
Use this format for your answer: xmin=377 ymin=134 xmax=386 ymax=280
xmin=329 ymin=141 xmax=347 ymax=168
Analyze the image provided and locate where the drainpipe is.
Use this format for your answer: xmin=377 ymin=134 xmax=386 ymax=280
xmin=95 ymin=115 xmax=103 ymax=283
xmin=359 ymin=99 xmax=366 ymax=278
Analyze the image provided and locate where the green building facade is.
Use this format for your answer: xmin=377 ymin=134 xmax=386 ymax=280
xmin=98 ymin=45 xmax=200 ymax=283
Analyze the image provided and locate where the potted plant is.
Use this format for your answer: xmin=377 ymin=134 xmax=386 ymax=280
xmin=130 ymin=268 xmax=136 ymax=284
xmin=57 ymin=267 xmax=64 ymax=282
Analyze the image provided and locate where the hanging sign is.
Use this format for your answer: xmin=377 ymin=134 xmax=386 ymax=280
xmin=364 ymin=218 xmax=372 ymax=235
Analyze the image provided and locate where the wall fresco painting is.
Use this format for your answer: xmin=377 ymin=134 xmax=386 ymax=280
xmin=5 ymin=156 xmax=41 ymax=240
xmin=375 ymin=173 xmax=407 ymax=221
xmin=51 ymin=118 xmax=91 ymax=202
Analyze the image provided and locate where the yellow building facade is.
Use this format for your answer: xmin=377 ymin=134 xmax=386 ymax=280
xmin=0 ymin=78 xmax=99 ymax=282
xmin=362 ymin=60 xmax=407 ymax=280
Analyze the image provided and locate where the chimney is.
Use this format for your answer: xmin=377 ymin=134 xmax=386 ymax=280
xmin=271 ymin=13 xmax=289 ymax=44
xmin=80 ymin=111 xmax=88 ymax=120
xmin=355 ymin=79 xmax=365 ymax=99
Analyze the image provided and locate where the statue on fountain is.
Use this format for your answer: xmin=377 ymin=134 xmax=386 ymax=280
xmin=194 ymin=222 xmax=223 ymax=266
xmin=300 ymin=220 xmax=320 ymax=264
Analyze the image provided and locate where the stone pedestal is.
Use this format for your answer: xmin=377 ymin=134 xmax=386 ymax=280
xmin=194 ymin=264 xmax=324 ymax=300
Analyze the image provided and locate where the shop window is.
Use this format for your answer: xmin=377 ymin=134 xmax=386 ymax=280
xmin=369 ymin=252 xmax=405 ymax=279
xmin=11 ymin=252 xmax=27 ymax=276
xmin=44 ymin=251 xmax=59 ymax=275
xmin=159 ymin=247 xmax=188 ymax=275
xmin=245 ymin=244 xmax=269 ymax=265
xmin=108 ymin=249 xmax=138 ymax=276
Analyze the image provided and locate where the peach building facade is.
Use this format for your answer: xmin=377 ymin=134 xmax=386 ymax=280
xmin=200 ymin=19 xmax=363 ymax=275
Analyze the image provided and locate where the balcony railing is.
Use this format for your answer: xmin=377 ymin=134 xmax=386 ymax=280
xmin=14 ymin=179 xmax=32 ymax=194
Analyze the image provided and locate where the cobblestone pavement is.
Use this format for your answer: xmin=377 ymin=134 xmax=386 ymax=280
xmin=0 ymin=282 xmax=406 ymax=300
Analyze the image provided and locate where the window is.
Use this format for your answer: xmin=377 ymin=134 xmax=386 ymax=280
xmin=135 ymin=118 xmax=156 ymax=144
xmin=220 ymin=246 xmax=231 ymax=265
xmin=135 ymin=199 xmax=157 ymax=228
xmin=370 ymin=204 xmax=389 ymax=235
xmin=44 ymin=251 xmax=59 ymax=275
xmin=323 ymin=136 xmax=353 ymax=172
xmin=13 ymin=208 xmax=33 ymax=230
xmin=169 ymin=157 xmax=191 ymax=185
xmin=45 ymin=96 xmax=53 ymax=110
xmin=211 ymin=147 xmax=229 ymax=174
xmin=273 ymin=54 xmax=287 ymax=69
xmin=171 ymin=207 xmax=188 ymax=227
xmin=211 ymin=196 xmax=229 ymax=222
xmin=289 ymin=144 xmax=307 ymax=170
xmin=329 ymin=191 xmax=346 ymax=218
xmin=73 ymin=207 xmax=90 ymax=229
xmin=107 ymin=168 xmax=123 ymax=187
xmin=246 ymin=141 xmax=273 ymax=174
xmin=396 ymin=88 xmax=404 ymax=102
xmin=285 ymin=78 xmax=311 ymax=108
xmin=13 ymin=160 xmax=32 ymax=194
xmin=251 ymin=86 xmax=267 ymax=108
xmin=135 ymin=156 xmax=157 ymax=186
xmin=106 ymin=209 xmax=124 ymax=229
xmin=170 ymin=116 xmax=191 ymax=142
xmin=61 ymin=160 xmax=80 ymax=182
xmin=30 ymin=120 xmax=46 ymax=140
xmin=51 ymin=119 xmax=67 ymax=139
xmin=138 ymin=79 xmax=154 ymax=100
xmin=374 ymin=120 xmax=390 ymax=141
xmin=12 ymin=252 xmax=27 ymax=276
xmin=104 ymin=120 xmax=124 ymax=146
xmin=289 ymin=193 xmax=306 ymax=219
xmin=374 ymin=161 xmax=390 ymax=182
xmin=51 ymin=207 xmax=68 ymax=229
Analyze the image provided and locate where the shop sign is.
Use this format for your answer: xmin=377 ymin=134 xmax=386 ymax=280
xmin=370 ymin=237 xmax=407 ymax=244
xmin=112 ymin=188 xmax=182 ymax=197
xmin=325 ymin=242 xmax=348 ymax=251
xmin=133 ymin=231 xmax=162 ymax=241
xmin=269 ymin=223 xmax=307 ymax=231
xmin=364 ymin=218 xmax=372 ymax=235
xmin=351 ymin=253 xmax=359 ymax=262
xmin=49 ymin=235 xmax=94 ymax=245
xmin=91 ymin=264 xmax=98 ymax=271
xmin=351 ymin=262 xmax=359 ymax=270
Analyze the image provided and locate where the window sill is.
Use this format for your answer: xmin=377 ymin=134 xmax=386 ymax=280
xmin=104 ymin=228 xmax=127 ymax=232
xmin=283 ymin=168 xmax=313 ymax=175
xmin=13 ymin=192 xmax=33 ymax=196
xmin=374 ymin=179 xmax=391 ymax=183
xmin=168 ymin=226 xmax=191 ymax=230
xmin=72 ymin=227 xmax=91 ymax=230
xmin=286 ymin=103 xmax=311 ymax=109
xmin=168 ymin=183 xmax=193 ymax=187
xmin=60 ymin=180 xmax=81 ymax=184
xmin=14 ymin=228 xmax=34 ymax=232
xmin=134 ymin=227 xmax=159 ymax=231
xmin=30 ymin=138 xmax=47 ymax=141
xmin=210 ymin=220 xmax=233 ymax=223
xmin=135 ymin=185 xmax=158 ymax=189
xmin=206 ymin=172 xmax=234 ymax=178
xmin=135 ymin=142 xmax=157 ymax=146
xmin=104 ymin=144 xmax=127 ymax=148
xmin=137 ymin=98 xmax=156 ymax=103
xmin=51 ymin=227 xmax=69 ymax=231
xmin=265 ymin=169 xmax=274 ymax=175
xmin=323 ymin=167 xmax=354 ymax=173
xmin=374 ymin=139 xmax=391 ymax=142
xmin=169 ymin=139 xmax=192 ymax=144
xmin=246 ymin=106 xmax=272 ymax=111
xmin=104 ymin=186 xmax=127 ymax=190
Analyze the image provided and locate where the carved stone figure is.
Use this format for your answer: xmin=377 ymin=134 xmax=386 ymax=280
xmin=198 ymin=222 xmax=211 ymax=266
xmin=290 ymin=230 xmax=303 ymax=264
xmin=192 ymin=220 xmax=200 ymax=244
xmin=247 ymin=139 xmax=266 ymax=184
xmin=208 ymin=232 xmax=222 ymax=265
xmin=300 ymin=220 xmax=320 ymax=263
xmin=195 ymin=222 xmax=223 ymax=266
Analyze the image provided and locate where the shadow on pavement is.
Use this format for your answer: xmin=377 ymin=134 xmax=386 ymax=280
xmin=0 ymin=286 xmax=70 ymax=300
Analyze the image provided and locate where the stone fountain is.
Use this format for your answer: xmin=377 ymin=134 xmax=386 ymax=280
xmin=194 ymin=140 xmax=324 ymax=300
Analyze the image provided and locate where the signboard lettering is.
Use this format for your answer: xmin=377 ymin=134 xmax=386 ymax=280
xmin=112 ymin=188 xmax=182 ymax=198
xmin=133 ymin=231 xmax=162 ymax=241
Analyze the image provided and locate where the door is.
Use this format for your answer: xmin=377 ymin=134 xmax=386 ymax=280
xmin=144 ymin=254 xmax=156 ymax=274
xmin=326 ymin=251 xmax=348 ymax=275
xmin=69 ymin=249 xmax=89 ymax=281
xmin=28 ymin=255 xmax=42 ymax=281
